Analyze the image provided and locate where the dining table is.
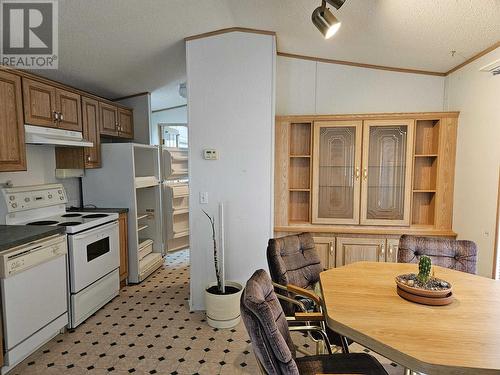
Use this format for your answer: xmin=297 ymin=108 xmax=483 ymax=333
xmin=319 ymin=262 xmax=500 ymax=375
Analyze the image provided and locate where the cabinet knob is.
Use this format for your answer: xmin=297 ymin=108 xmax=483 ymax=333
xmin=355 ymin=167 xmax=360 ymax=180
xmin=53 ymin=111 xmax=59 ymax=122
xmin=380 ymin=244 xmax=385 ymax=256
xmin=363 ymin=168 xmax=368 ymax=180
xmin=59 ymin=112 xmax=64 ymax=121
xmin=86 ymin=155 xmax=91 ymax=162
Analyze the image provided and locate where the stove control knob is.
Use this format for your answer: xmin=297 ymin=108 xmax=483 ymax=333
xmin=60 ymin=197 xmax=64 ymax=200
xmin=48 ymin=194 xmax=53 ymax=199
xmin=58 ymin=190 xmax=62 ymax=194
xmin=11 ymin=203 xmax=17 ymax=208
xmin=24 ymin=197 xmax=30 ymax=202
xmin=9 ymin=195 xmax=15 ymax=201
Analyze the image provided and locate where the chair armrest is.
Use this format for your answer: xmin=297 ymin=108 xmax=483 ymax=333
xmin=286 ymin=284 xmax=321 ymax=306
xmin=294 ymin=312 xmax=324 ymax=322
xmin=275 ymin=292 xmax=307 ymax=312
xmin=288 ymin=325 xmax=333 ymax=355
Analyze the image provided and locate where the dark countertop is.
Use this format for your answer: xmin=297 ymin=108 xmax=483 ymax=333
xmin=0 ymin=225 xmax=65 ymax=251
xmin=68 ymin=207 xmax=129 ymax=214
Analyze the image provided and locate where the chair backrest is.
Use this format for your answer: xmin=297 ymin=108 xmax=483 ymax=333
xmin=240 ymin=269 xmax=299 ymax=375
xmin=398 ymin=235 xmax=477 ymax=274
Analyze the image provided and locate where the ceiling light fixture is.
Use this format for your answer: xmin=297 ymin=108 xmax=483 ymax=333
xmin=312 ymin=0 xmax=345 ymax=39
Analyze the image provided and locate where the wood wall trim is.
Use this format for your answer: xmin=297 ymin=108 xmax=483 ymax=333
xmin=446 ymin=41 xmax=500 ymax=76
xmin=276 ymin=111 xmax=460 ymax=122
xmin=493 ymin=167 xmax=500 ymax=279
xmin=152 ymin=104 xmax=187 ymax=113
xmin=0 ymin=65 xmax=132 ymax=110
xmin=277 ymin=52 xmax=446 ymax=77
xmin=185 ymin=27 xmax=276 ymax=42
xmin=113 ymin=92 xmax=150 ymax=101
xmin=274 ymin=225 xmax=457 ymax=237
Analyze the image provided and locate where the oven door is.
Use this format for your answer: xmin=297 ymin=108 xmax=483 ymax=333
xmin=67 ymin=221 xmax=119 ymax=293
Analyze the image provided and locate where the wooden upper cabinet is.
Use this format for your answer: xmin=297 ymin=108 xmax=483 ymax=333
xmin=0 ymin=71 xmax=26 ymax=171
xmin=360 ymin=120 xmax=414 ymax=226
xmin=99 ymin=102 xmax=118 ymax=136
xmin=118 ymin=108 xmax=133 ymax=139
xmin=23 ymin=78 xmax=57 ymax=127
xmin=82 ymin=97 xmax=101 ymax=168
xmin=56 ymin=89 xmax=82 ymax=131
xmin=312 ymin=121 xmax=362 ymax=225
xmin=336 ymin=237 xmax=386 ymax=267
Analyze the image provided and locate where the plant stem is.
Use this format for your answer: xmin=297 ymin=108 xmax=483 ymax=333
xmin=202 ymin=209 xmax=223 ymax=294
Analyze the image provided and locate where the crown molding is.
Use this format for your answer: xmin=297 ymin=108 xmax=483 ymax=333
xmin=446 ymin=41 xmax=500 ymax=75
xmin=185 ymin=27 xmax=276 ymax=42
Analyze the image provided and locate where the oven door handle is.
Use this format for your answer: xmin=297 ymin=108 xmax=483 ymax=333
xmin=70 ymin=221 xmax=118 ymax=241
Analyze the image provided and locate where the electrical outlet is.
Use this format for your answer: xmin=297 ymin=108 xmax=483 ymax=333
xmin=203 ymin=149 xmax=218 ymax=160
xmin=199 ymin=192 xmax=208 ymax=204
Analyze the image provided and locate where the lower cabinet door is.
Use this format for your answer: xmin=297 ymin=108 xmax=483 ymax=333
xmin=335 ymin=237 xmax=386 ymax=267
xmin=313 ymin=237 xmax=335 ymax=270
xmin=386 ymin=238 xmax=400 ymax=263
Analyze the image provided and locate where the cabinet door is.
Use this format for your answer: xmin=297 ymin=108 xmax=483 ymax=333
xmin=313 ymin=237 xmax=335 ymax=269
xmin=118 ymin=213 xmax=128 ymax=283
xmin=22 ymin=78 xmax=57 ymax=127
xmin=360 ymin=120 xmax=414 ymax=226
xmin=386 ymin=238 xmax=400 ymax=263
xmin=56 ymin=89 xmax=82 ymax=131
xmin=118 ymin=108 xmax=134 ymax=139
xmin=312 ymin=121 xmax=362 ymax=224
xmin=336 ymin=237 xmax=386 ymax=267
xmin=82 ymin=97 xmax=101 ymax=168
xmin=99 ymin=102 xmax=118 ymax=136
xmin=0 ymin=71 xmax=26 ymax=171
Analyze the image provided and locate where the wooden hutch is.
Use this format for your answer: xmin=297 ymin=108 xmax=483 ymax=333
xmin=274 ymin=112 xmax=458 ymax=270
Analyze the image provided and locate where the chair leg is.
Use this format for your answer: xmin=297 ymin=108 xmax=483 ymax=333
xmin=340 ymin=336 xmax=349 ymax=353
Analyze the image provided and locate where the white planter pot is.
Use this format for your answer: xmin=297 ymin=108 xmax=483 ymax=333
xmin=205 ymin=281 xmax=243 ymax=329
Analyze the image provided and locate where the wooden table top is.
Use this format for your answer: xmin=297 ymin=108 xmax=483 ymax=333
xmin=319 ymin=262 xmax=500 ymax=375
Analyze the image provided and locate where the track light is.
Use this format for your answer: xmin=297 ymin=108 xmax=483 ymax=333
xmin=312 ymin=0 xmax=345 ymax=39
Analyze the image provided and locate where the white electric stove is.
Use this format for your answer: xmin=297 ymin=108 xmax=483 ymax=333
xmin=1 ymin=184 xmax=120 ymax=329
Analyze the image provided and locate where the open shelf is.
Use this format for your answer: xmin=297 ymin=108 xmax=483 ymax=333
xmin=289 ymin=190 xmax=310 ymax=223
xmin=289 ymin=157 xmax=311 ymax=190
xmin=414 ymin=157 xmax=438 ymax=190
xmin=137 ymin=224 xmax=148 ymax=232
xmin=289 ymin=123 xmax=311 ymax=156
xmin=412 ymin=191 xmax=436 ymax=226
xmin=135 ymin=176 xmax=159 ymax=189
xmin=173 ymin=208 xmax=189 ymax=215
xmin=415 ymin=120 xmax=440 ymax=155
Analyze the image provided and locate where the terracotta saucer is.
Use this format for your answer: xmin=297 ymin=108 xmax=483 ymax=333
xmin=395 ymin=276 xmax=452 ymax=298
xmin=396 ymin=286 xmax=454 ymax=306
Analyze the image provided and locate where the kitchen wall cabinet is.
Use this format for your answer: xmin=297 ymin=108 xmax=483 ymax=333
xmin=23 ymin=78 xmax=57 ymax=128
xmin=0 ymin=70 xmax=26 ymax=172
xmin=118 ymin=212 xmax=129 ymax=286
xmin=56 ymin=89 xmax=82 ymax=131
xmin=336 ymin=237 xmax=387 ymax=266
xmin=100 ymin=104 xmax=134 ymax=139
xmin=82 ymin=97 xmax=101 ymax=168
xmin=23 ymin=78 xmax=83 ymax=131
xmin=312 ymin=236 xmax=335 ymax=269
xmin=275 ymin=112 xmax=458 ymax=238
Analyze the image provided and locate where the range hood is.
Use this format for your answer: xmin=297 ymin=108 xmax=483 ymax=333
xmin=25 ymin=125 xmax=93 ymax=147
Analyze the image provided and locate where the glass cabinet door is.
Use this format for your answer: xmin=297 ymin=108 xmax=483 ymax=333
xmin=360 ymin=120 xmax=414 ymax=225
xmin=312 ymin=121 xmax=362 ymax=224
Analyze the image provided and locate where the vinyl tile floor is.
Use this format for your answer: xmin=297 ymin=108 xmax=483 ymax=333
xmin=12 ymin=250 xmax=404 ymax=375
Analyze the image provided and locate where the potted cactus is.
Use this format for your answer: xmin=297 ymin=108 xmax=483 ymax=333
xmin=395 ymin=256 xmax=452 ymax=300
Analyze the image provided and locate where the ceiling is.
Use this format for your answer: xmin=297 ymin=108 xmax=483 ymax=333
xmin=35 ymin=0 xmax=500 ymax=110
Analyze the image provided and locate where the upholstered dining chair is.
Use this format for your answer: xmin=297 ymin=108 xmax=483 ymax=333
xmin=240 ymin=269 xmax=388 ymax=375
xmin=398 ymin=235 xmax=478 ymax=274
xmin=266 ymin=232 xmax=350 ymax=353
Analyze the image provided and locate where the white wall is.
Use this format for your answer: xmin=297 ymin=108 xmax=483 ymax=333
xmin=0 ymin=145 xmax=80 ymax=221
xmin=187 ymin=31 xmax=275 ymax=310
xmin=117 ymin=94 xmax=152 ymax=145
xmin=150 ymin=106 xmax=188 ymax=145
xmin=444 ymin=47 xmax=500 ymax=278
xmin=276 ymin=56 xmax=445 ymax=115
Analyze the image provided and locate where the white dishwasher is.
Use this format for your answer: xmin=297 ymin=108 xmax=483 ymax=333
xmin=0 ymin=234 xmax=69 ymax=373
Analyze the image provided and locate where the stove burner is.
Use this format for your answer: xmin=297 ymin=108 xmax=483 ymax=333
xmin=62 ymin=213 xmax=82 ymax=217
xmin=27 ymin=220 xmax=59 ymax=226
xmin=82 ymin=214 xmax=109 ymax=219
xmin=57 ymin=222 xmax=81 ymax=227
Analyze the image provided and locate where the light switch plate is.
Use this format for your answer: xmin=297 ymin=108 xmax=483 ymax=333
xmin=199 ymin=192 xmax=208 ymax=204
xmin=203 ymin=149 xmax=218 ymax=160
